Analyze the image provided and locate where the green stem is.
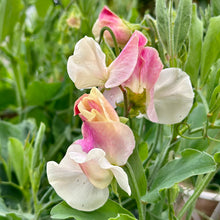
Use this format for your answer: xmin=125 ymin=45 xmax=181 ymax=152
xmin=148 ymin=138 xmax=180 ymax=187
xmin=167 ymin=189 xmax=175 ymax=220
xmin=196 ymin=90 xmax=209 ymax=115
xmin=125 ymin=162 xmax=145 ymax=220
xmin=11 ymin=59 xmax=25 ymax=121
xmin=98 ymin=26 xmax=120 ymax=56
xmin=177 ymin=170 xmax=217 ymax=219
xmin=119 ymin=85 xmax=129 ymax=117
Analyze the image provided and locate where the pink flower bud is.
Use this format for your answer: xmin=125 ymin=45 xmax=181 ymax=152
xmin=92 ymin=6 xmax=132 ymax=47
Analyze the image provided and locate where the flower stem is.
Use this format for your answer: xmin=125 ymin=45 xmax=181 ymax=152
xmin=119 ymin=85 xmax=129 ymax=117
xmin=98 ymin=26 xmax=120 ymax=56
xmin=177 ymin=170 xmax=218 ymax=219
xmin=125 ymin=162 xmax=145 ymax=220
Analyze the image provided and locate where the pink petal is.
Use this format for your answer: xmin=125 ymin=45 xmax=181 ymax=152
xmin=99 ymin=6 xmax=119 ymax=21
xmin=140 ymin=47 xmax=163 ymax=90
xmin=75 ymin=123 xmax=95 ymax=153
xmin=105 ymin=31 xmax=142 ymax=88
xmin=92 ymin=6 xmax=132 ymax=47
xmin=82 ymin=121 xmax=135 ymax=166
xmin=146 ymin=88 xmax=158 ymax=122
xmin=123 ymin=46 xmax=163 ymax=94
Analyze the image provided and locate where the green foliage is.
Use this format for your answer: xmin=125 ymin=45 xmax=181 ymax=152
xmin=155 ymin=0 xmax=169 ymax=51
xmin=51 ymin=200 xmax=135 ymax=220
xmin=173 ymin=0 xmax=192 ymax=55
xmin=8 ymin=138 xmax=29 ymax=187
xmin=142 ymin=149 xmax=216 ymax=203
xmin=0 ymin=0 xmax=219 ymax=219
xmin=184 ymin=3 xmax=203 ymax=87
xmin=201 ymin=15 xmax=220 ymax=87
xmin=26 ymin=81 xmax=61 ymax=106
xmin=211 ymin=0 xmax=220 ymax=16
xmin=0 ymin=0 xmax=24 ymax=42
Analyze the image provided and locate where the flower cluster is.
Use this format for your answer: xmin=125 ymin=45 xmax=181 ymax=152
xmin=47 ymin=88 xmax=135 ymax=211
xmin=47 ymin=6 xmax=194 ymax=212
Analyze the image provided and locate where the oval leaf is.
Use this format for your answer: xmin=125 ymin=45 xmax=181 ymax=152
xmin=142 ymin=149 xmax=216 ymax=203
xmin=155 ymin=0 xmax=169 ymax=51
xmin=200 ymin=16 xmax=220 ymax=87
xmin=51 ymin=200 xmax=135 ymax=220
xmin=184 ymin=3 xmax=203 ymax=87
xmin=173 ymin=0 xmax=192 ymax=54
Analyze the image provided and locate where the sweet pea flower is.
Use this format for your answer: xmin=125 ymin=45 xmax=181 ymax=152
xmin=67 ymin=30 xmax=140 ymax=90
xmin=118 ymin=31 xmax=194 ymax=124
xmin=47 ymin=88 xmax=135 ymax=211
xmin=92 ymin=6 xmax=132 ymax=48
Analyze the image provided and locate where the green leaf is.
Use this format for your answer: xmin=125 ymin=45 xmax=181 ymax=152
xmin=50 ymin=200 xmax=134 ymax=220
xmin=0 ymin=0 xmax=24 ymax=42
xmin=209 ymin=85 xmax=220 ymax=123
xmin=31 ymin=122 xmax=46 ymax=169
xmin=138 ymin=142 xmax=148 ymax=162
xmin=142 ymin=149 xmax=216 ymax=203
xmin=108 ymin=214 xmax=136 ymax=220
xmin=155 ymin=0 xmax=169 ymax=51
xmin=0 ymin=198 xmax=34 ymax=219
xmin=8 ymin=138 xmax=28 ymax=186
xmin=184 ymin=4 xmax=203 ymax=87
xmin=173 ymin=0 xmax=192 ymax=55
xmin=206 ymin=59 xmax=220 ymax=101
xmin=26 ymin=81 xmax=61 ymax=106
xmin=126 ymin=147 xmax=147 ymax=196
xmin=212 ymin=0 xmax=220 ymax=16
xmin=35 ymin=0 xmax=52 ymax=18
xmin=0 ymin=88 xmax=16 ymax=110
xmin=0 ymin=120 xmax=36 ymax=160
xmin=201 ymin=16 xmax=220 ymax=87
xmin=214 ymin=152 xmax=220 ymax=164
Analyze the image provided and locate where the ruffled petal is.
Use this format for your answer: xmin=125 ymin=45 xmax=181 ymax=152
xmin=105 ymin=31 xmax=141 ymax=88
xmin=82 ymin=121 xmax=135 ymax=166
xmin=69 ymin=148 xmax=113 ymax=189
xmin=152 ymin=68 xmax=194 ymax=124
xmin=74 ymin=87 xmax=119 ymax=122
xmin=123 ymin=46 xmax=163 ymax=94
xmin=47 ymin=144 xmax=109 ymax=211
xmin=98 ymin=156 xmax=131 ymax=195
xmin=70 ymin=147 xmax=130 ymax=195
xmin=67 ymin=36 xmax=107 ymax=89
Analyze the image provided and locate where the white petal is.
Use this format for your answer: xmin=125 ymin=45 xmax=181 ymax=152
xmin=98 ymin=155 xmax=131 ymax=195
xmin=47 ymin=144 xmax=109 ymax=211
xmin=92 ymin=19 xmax=101 ymax=42
xmin=71 ymin=147 xmax=131 ymax=195
xmin=70 ymin=148 xmax=113 ymax=189
xmin=67 ymin=36 xmax=107 ymax=89
xmin=153 ymin=68 xmax=194 ymax=124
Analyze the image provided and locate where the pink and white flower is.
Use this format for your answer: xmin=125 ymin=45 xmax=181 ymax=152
xmin=67 ymin=31 xmax=140 ymax=90
xmin=47 ymin=88 xmax=135 ymax=211
xmin=67 ymin=30 xmax=194 ymax=124
xmin=92 ymin=6 xmax=132 ymax=48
